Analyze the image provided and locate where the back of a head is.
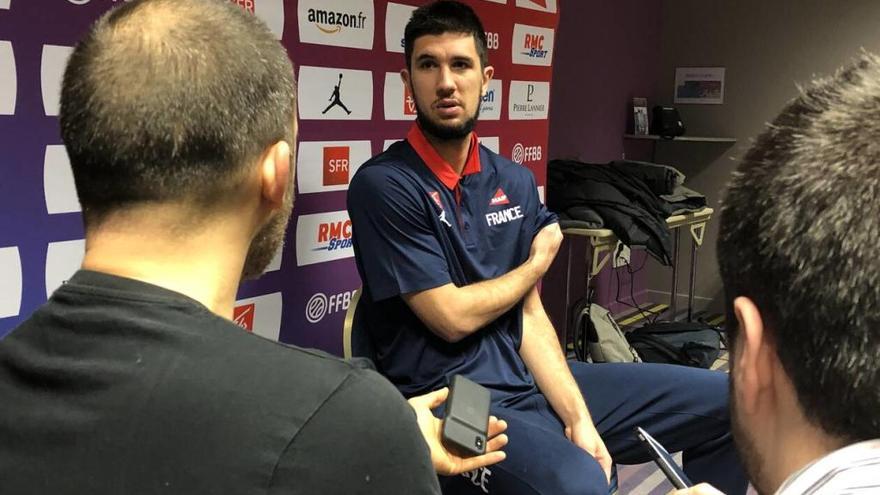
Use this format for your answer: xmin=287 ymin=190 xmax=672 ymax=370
xmin=718 ymin=53 xmax=880 ymax=442
xmin=59 ymin=0 xmax=296 ymax=227
xmin=404 ymin=0 xmax=488 ymax=71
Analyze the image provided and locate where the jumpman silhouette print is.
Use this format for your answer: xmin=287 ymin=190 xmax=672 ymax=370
xmin=322 ymin=73 xmax=352 ymax=115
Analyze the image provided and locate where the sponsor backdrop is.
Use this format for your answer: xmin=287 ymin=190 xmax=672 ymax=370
xmin=0 ymin=0 xmax=559 ymax=354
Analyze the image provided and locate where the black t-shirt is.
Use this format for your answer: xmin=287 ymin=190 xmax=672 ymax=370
xmin=0 ymin=270 xmax=440 ymax=495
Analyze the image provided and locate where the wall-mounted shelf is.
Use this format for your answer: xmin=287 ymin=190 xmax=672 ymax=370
xmin=623 ymin=134 xmax=737 ymax=143
xmin=623 ymin=134 xmax=737 ymax=161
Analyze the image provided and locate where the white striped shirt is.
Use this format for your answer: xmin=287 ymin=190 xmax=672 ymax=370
xmin=776 ymin=439 xmax=880 ymax=494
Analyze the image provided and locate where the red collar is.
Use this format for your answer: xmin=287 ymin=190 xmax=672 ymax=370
xmin=406 ymin=123 xmax=481 ymax=190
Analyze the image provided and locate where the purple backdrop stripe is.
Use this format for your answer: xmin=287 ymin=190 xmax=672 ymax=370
xmin=0 ymin=0 xmax=560 ymax=356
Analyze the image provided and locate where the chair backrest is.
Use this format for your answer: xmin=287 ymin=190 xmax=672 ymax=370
xmin=342 ymin=288 xmax=377 ymax=364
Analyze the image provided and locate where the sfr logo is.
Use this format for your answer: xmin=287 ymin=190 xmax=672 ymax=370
xmin=230 ymin=0 xmax=255 ymax=13
xmin=323 ymin=146 xmax=350 ymax=186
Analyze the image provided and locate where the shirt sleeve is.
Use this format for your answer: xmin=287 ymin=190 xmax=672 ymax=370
xmin=269 ymin=369 xmax=442 ymax=495
xmin=526 ymin=170 xmax=558 ymax=236
xmin=348 ymin=165 xmax=452 ymax=301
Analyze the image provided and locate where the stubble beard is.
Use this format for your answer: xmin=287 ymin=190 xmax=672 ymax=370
xmin=414 ymin=94 xmax=481 ymax=142
xmin=730 ymin=379 xmax=772 ymax=495
xmin=241 ymin=188 xmax=294 ymax=281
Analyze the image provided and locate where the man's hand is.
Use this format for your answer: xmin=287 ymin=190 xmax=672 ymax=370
xmin=408 ymin=388 xmax=509 ymax=476
xmin=669 ymin=483 xmax=725 ymax=495
xmin=565 ymin=420 xmax=613 ymax=483
xmin=528 ymin=223 xmax=563 ymax=275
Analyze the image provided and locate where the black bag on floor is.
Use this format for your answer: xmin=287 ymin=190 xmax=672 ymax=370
xmin=625 ymin=321 xmax=721 ymax=368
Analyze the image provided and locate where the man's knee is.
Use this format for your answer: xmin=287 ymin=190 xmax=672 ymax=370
xmin=532 ymin=454 xmax=610 ymax=495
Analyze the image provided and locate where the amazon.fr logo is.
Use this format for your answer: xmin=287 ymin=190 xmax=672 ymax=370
xmin=307 ymin=8 xmax=367 ymax=34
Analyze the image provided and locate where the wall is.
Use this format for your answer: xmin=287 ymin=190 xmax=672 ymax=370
xmin=0 ymin=0 xmax=560 ymax=355
xmin=543 ymin=0 xmax=664 ymax=333
xmin=645 ymin=0 xmax=880 ymax=313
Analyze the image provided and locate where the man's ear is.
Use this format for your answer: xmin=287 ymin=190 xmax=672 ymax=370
xmin=260 ymin=140 xmax=291 ymax=210
xmin=400 ymin=68 xmax=411 ymax=87
xmin=482 ymin=65 xmax=494 ymax=95
xmin=732 ymin=296 xmax=775 ymax=415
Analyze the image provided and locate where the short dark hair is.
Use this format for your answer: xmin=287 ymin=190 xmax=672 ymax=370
xmin=403 ymin=0 xmax=488 ymax=71
xmin=718 ymin=53 xmax=880 ymax=442
xmin=59 ymin=0 xmax=296 ymax=226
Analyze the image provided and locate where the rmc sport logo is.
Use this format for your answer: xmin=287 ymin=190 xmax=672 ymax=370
xmin=314 ymin=220 xmax=353 ymax=252
xmin=521 ymin=33 xmax=548 ymax=59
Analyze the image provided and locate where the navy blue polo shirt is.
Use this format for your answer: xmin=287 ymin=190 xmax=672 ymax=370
xmin=347 ymin=124 xmax=557 ymax=405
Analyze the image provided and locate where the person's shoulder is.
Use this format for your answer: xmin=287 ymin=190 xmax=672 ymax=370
xmin=212 ymin=329 xmax=397 ymax=422
xmin=481 ymin=145 xmax=536 ymax=184
xmin=357 ymin=141 xmax=413 ymax=177
xmin=328 ymin=362 xmax=409 ymax=408
xmin=268 ymin=355 xmax=440 ymax=494
xmin=350 ymin=142 xmax=425 ymax=203
xmin=242 ymin=336 xmax=404 ymax=412
xmin=352 ymin=144 xmax=413 ymax=185
xmin=231 ymin=329 xmax=367 ymax=380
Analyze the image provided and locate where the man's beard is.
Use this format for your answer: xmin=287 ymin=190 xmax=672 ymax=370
xmin=415 ymin=97 xmax=481 ymax=141
xmin=730 ymin=378 xmax=771 ymax=495
xmin=241 ymin=188 xmax=293 ymax=281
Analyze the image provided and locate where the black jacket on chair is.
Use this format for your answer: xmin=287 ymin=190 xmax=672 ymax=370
xmin=548 ymin=159 xmax=675 ymax=265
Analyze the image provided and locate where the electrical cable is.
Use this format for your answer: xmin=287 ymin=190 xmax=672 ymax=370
xmin=613 ymin=244 xmax=659 ymax=325
xmin=616 ymin=268 xmax=654 ymax=325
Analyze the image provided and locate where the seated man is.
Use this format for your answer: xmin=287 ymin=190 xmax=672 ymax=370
xmin=348 ymin=2 xmax=748 ymax=494
xmin=675 ymin=54 xmax=880 ymax=495
xmin=0 ymin=1 xmax=505 ymax=493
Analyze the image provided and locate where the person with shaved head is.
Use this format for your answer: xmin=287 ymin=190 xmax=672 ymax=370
xmin=0 ymin=1 xmax=506 ymax=493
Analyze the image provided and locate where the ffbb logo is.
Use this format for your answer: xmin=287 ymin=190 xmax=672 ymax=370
xmin=511 ymin=143 xmax=542 ymax=164
xmin=323 ymin=146 xmax=350 ymax=186
xmin=306 ymin=290 xmax=356 ymax=324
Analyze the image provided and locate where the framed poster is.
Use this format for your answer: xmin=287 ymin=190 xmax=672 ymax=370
xmin=674 ymin=67 xmax=725 ymax=104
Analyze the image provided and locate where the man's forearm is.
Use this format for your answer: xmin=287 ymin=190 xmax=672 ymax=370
xmin=404 ymin=257 xmax=544 ymax=342
xmin=404 ymin=222 xmax=562 ymax=343
xmin=519 ymin=286 xmax=591 ymax=426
